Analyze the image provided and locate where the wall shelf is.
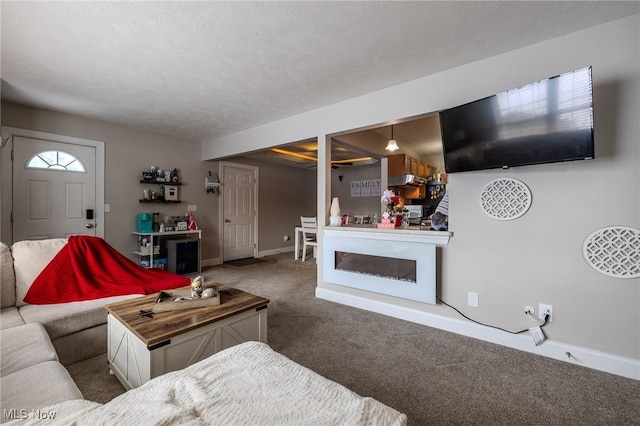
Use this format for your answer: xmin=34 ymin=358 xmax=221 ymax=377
xmin=140 ymin=180 xmax=183 ymax=203
xmin=139 ymin=180 xmax=182 ymax=185
xmin=138 ymin=199 xmax=181 ymax=204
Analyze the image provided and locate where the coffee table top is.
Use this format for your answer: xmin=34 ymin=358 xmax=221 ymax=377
xmin=105 ymin=283 xmax=269 ymax=346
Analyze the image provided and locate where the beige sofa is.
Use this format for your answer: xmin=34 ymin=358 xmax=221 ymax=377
xmin=0 ymin=240 xmax=407 ymax=425
xmin=0 ymin=239 xmax=139 ymax=418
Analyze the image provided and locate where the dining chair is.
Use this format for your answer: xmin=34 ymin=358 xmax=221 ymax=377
xmin=300 ymin=216 xmax=317 ymax=262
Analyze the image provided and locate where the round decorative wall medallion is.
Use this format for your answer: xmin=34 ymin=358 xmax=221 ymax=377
xmin=582 ymin=226 xmax=640 ymax=279
xmin=479 ymin=178 xmax=532 ymax=221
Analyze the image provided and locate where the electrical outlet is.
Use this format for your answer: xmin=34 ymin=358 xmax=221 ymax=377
xmin=539 ymin=303 xmax=553 ymax=322
xmin=104 ymin=204 xmax=111 ymax=212
xmin=187 ymin=205 xmax=197 ymax=212
xmin=524 ymin=305 xmax=535 ymax=315
xmin=283 ymin=234 xmax=290 ymax=242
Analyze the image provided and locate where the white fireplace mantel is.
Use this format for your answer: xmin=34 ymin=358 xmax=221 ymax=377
xmin=323 ymin=226 xmax=452 ymax=245
xmin=322 ymin=227 xmax=451 ymax=304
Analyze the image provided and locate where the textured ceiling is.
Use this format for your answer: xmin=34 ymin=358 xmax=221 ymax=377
xmin=1 ymin=1 xmax=638 ymax=145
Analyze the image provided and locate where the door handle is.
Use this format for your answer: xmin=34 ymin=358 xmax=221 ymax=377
xmin=224 ymin=219 xmax=231 ymax=223
xmin=86 ymin=223 xmax=95 ymax=229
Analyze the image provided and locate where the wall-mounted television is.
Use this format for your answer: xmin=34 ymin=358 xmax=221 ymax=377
xmin=439 ymin=66 xmax=594 ymax=173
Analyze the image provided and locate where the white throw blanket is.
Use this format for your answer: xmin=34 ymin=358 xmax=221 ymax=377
xmin=10 ymin=342 xmax=407 ymax=425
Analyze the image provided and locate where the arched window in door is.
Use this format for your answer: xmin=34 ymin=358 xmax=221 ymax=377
xmin=26 ymin=150 xmax=86 ymax=173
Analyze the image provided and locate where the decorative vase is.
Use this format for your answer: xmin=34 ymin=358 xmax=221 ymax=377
xmin=329 ymin=197 xmax=341 ymax=226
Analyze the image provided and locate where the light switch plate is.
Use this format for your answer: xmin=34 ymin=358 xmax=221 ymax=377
xmin=467 ymin=292 xmax=479 ymax=307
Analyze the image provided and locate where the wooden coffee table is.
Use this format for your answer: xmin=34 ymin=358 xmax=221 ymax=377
xmin=106 ymin=283 xmax=269 ymax=389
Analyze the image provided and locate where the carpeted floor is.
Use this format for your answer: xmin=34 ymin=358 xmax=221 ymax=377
xmin=68 ymin=253 xmax=640 ymax=425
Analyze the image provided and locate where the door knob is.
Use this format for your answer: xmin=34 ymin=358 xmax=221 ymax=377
xmin=224 ymin=219 xmax=231 ymax=223
xmin=86 ymin=223 xmax=94 ymax=229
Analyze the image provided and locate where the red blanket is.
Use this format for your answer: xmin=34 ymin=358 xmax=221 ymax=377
xmin=24 ymin=235 xmax=189 ymax=304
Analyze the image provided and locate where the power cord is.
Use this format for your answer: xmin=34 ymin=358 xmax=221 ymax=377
xmin=436 ymin=296 xmax=550 ymax=335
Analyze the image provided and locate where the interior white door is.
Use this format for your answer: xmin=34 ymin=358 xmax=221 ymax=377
xmin=222 ymin=164 xmax=257 ymax=261
xmin=13 ymin=136 xmax=97 ymax=241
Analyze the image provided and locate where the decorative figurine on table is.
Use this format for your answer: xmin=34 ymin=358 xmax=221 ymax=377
xmin=191 ymin=275 xmax=204 ymax=299
xmin=188 ymin=211 xmax=198 ymax=230
xmin=202 ymin=287 xmax=218 ymax=299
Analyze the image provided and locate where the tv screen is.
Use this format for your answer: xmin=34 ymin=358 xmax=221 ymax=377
xmin=440 ymin=66 xmax=594 ymax=173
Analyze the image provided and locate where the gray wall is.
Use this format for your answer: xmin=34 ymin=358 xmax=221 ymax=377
xmin=201 ymin=15 xmax=640 ymax=364
xmin=1 ymin=102 xmax=216 ymax=262
xmin=226 ymin=156 xmax=317 ymax=252
xmin=1 ymin=104 xmax=318 ymax=261
xmin=330 ymin=163 xmax=382 ymax=218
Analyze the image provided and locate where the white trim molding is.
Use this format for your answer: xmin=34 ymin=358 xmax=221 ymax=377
xmin=316 ymin=287 xmax=640 ymax=381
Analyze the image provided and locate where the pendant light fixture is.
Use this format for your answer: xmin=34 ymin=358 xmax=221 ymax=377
xmin=385 ymin=125 xmax=399 ymax=151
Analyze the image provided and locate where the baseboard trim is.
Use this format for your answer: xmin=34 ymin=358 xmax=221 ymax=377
xmin=201 ymin=247 xmax=293 ymax=268
xmin=201 ymin=257 xmax=221 ymax=267
xmin=258 ymin=246 xmax=294 ymax=257
xmin=316 ymin=287 xmax=640 ymax=381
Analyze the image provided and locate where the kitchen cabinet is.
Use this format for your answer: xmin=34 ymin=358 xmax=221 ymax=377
xmin=388 ymin=154 xmax=419 ymax=176
xmin=388 ymin=154 xmax=409 ymax=176
xmin=418 ymin=163 xmax=427 ymax=178
xmin=409 ymin=157 xmax=418 ymax=175
xmin=403 ymin=185 xmax=426 ymax=200
xmin=388 ymin=154 xmax=434 ymax=179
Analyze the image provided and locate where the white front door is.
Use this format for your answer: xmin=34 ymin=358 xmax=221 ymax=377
xmin=13 ymin=136 xmax=97 ymax=240
xmin=221 ymin=163 xmax=257 ymax=261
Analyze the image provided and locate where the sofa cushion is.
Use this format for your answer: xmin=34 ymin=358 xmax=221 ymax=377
xmin=0 ymin=242 xmax=15 ymax=308
xmin=19 ymin=294 xmax=141 ymax=340
xmin=0 ymin=323 xmax=58 ymax=377
xmin=11 ymin=238 xmax=67 ymax=307
xmin=52 ymin=324 xmax=108 ymax=366
xmin=0 ymin=307 xmax=25 ymax=330
xmin=0 ymin=361 xmax=83 ymax=417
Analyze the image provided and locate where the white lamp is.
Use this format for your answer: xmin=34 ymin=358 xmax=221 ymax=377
xmin=385 ymin=125 xmax=399 ymax=151
xmin=329 ymin=197 xmax=341 ymax=226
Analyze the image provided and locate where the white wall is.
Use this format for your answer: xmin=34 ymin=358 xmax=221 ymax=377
xmin=201 ymin=14 xmax=640 ymax=372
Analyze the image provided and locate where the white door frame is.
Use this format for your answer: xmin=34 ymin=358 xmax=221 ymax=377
xmin=0 ymin=126 xmax=105 ymax=244
xmin=218 ymin=161 xmax=259 ymax=261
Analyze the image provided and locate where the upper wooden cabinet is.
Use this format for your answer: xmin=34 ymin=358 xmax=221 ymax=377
xmin=417 ymin=162 xmax=427 ymax=178
xmin=388 ymin=154 xmax=433 ymax=178
xmin=387 ymin=154 xmax=409 ymax=176
xmin=409 ymin=157 xmax=418 ymax=175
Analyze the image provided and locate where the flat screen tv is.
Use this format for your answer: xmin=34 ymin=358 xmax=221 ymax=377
xmin=439 ymin=66 xmax=594 ymax=173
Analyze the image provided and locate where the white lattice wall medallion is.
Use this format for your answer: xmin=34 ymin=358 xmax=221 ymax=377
xmin=582 ymin=226 xmax=640 ymax=279
xmin=479 ymin=178 xmax=532 ymax=221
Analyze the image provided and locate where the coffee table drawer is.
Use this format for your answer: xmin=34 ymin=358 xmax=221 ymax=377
xmin=108 ymin=306 xmax=267 ymax=389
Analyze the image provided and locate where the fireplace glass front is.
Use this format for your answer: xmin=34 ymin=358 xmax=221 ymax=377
xmin=335 ymin=251 xmax=417 ymax=283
